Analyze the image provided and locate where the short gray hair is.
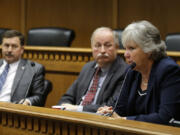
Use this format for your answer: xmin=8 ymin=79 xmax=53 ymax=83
xmin=91 ymin=27 xmax=119 ymax=47
xmin=122 ymin=20 xmax=167 ymax=61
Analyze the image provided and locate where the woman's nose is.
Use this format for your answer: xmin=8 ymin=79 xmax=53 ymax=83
xmin=124 ymin=50 xmax=129 ymax=58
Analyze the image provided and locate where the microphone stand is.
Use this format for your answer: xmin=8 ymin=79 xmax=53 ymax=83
xmin=104 ymin=62 xmax=136 ymax=117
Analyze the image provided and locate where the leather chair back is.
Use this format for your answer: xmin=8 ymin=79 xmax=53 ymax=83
xmin=165 ymin=33 xmax=180 ymax=51
xmin=27 ymin=27 xmax=75 ymax=47
xmin=0 ymin=28 xmax=9 ymax=44
xmin=113 ymin=29 xmax=124 ymax=49
xmin=42 ymin=80 xmax=53 ymax=106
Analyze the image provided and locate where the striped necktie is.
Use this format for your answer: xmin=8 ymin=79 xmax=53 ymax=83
xmin=0 ymin=64 xmax=9 ymax=91
xmin=82 ymin=67 xmax=101 ymax=106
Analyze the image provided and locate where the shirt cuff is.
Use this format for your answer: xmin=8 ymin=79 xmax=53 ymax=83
xmin=126 ymin=116 xmax=136 ymax=120
xmin=77 ymin=105 xmax=83 ymax=112
xmin=25 ymin=99 xmax=32 ymax=106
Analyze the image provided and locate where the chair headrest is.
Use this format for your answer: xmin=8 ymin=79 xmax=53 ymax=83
xmin=165 ymin=33 xmax=180 ymax=51
xmin=27 ymin=27 xmax=75 ymax=47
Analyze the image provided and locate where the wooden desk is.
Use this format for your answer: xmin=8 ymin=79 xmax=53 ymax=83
xmin=0 ymin=46 xmax=180 ymax=107
xmin=0 ymin=102 xmax=179 ymax=135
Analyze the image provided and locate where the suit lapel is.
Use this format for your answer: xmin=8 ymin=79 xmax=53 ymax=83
xmin=96 ymin=58 xmax=119 ymax=103
xmin=97 ymin=72 xmax=113 ymax=102
xmin=11 ymin=59 xmax=26 ymax=97
xmin=0 ymin=60 xmax=3 ymax=67
xmin=81 ymin=64 xmax=96 ymax=97
xmin=144 ymin=65 xmax=156 ymax=112
xmin=127 ymin=66 xmax=156 ymax=114
xmin=127 ymin=73 xmax=140 ymax=114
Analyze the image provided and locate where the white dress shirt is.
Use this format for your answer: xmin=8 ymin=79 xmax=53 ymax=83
xmin=77 ymin=64 xmax=110 ymax=111
xmin=0 ymin=60 xmax=19 ymax=102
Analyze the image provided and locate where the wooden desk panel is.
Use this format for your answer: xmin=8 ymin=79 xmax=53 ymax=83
xmin=0 ymin=46 xmax=180 ymax=107
xmin=0 ymin=102 xmax=179 ymax=135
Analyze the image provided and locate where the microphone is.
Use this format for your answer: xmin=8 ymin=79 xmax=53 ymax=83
xmin=104 ymin=62 xmax=136 ymax=116
xmin=31 ymin=62 xmax=35 ymax=67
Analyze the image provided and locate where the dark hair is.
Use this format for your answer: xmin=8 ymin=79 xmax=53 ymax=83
xmin=1 ymin=30 xmax=24 ymax=46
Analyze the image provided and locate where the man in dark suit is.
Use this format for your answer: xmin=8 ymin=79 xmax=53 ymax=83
xmin=0 ymin=30 xmax=45 ymax=106
xmin=58 ymin=27 xmax=127 ymax=112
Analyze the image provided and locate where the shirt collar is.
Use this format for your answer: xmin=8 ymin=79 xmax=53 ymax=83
xmin=3 ymin=59 xmax=20 ymax=68
xmin=95 ymin=64 xmax=111 ymax=73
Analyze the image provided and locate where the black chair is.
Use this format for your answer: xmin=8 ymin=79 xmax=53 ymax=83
xmin=27 ymin=27 xmax=75 ymax=47
xmin=113 ymin=29 xmax=124 ymax=49
xmin=165 ymin=33 xmax=180 ymax=51
xmin=0 ymin=28 xmax=9 ymax=44
xmin=42 ymin=79 xmax=53 ymax=106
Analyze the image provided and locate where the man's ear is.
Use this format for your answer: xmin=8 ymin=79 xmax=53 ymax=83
xmin=21 ymin=46 xmax=24 ymax=55
xmin=147 ymin=52 xmax=152 ymax=59
xmin=116 ymin=44 xmax=119 ymax=49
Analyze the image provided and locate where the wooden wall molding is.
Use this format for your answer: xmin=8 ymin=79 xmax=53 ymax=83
xmin=23 ymin=47 xmax=94 ymax=73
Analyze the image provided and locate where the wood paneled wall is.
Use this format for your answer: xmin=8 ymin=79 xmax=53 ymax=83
xmin=26 ymin=0 xmax=117 ymax=48
xmin=0 ymin=0 xmax=22 ymax=30
xmin=118 ymin=0 xmax=180 ymax=41
xmin=0 ymin=0 xmax=180 ymax=48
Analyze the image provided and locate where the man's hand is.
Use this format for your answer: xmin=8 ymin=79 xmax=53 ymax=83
xmin=18 ymin=99 xmax=31 ymax=106
xmin=61 ymin=103 xmax=78 ymax=111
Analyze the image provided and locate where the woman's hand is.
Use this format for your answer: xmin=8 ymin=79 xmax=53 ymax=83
xmin=97 ymin=106 xmax=113 ymax=115
xmin=97 ymin=106 xmax=126 ymax=119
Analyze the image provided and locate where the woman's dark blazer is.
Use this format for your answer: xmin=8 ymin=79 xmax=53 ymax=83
xmin=115 ymin=57 xmax=180 ymax=125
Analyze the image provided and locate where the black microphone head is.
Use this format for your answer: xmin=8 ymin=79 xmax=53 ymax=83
xmin=31 ymin=62 xmax=35 ymax=67
xmin=130 ymin=62 xmax=136 ymax=69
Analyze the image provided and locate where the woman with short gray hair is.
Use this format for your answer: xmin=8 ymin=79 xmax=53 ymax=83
xmin=122 ymin=20 xmax=167 ymax=61
xmin=97 ymin=20 xmax=180 ymax=126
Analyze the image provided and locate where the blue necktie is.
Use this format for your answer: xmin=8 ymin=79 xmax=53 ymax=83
xmin=0 ymin=64 xmax=9 ymax=91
